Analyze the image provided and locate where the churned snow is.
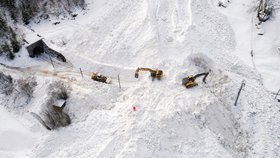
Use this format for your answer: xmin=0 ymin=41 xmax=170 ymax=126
xmin=0 ymin=0 xmax=280 ymax=158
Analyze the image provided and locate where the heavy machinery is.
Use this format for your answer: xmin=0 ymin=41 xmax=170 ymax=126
xmin=135 ymin=67 xmax=163 ymax=81
xmin=182 ymin=72 xmax=209 ymax=88
xmin=91 ymin=72 xmax=110 ymax=84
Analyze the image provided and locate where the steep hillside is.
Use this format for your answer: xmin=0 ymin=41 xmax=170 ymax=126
xmin=0 ymin=0 xmax=85 ymax=59
xmin=0 ymin=0 xmax=279 ymax=158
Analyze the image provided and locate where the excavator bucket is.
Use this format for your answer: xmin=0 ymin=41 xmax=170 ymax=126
xmin=202 ymin=72 xmax=209 ymax=83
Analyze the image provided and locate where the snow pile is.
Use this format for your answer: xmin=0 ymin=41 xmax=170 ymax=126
xmin=0 ymin=106 xmax=38 ymax=158
xmin=0 ymin=0 xmax=280 ymax=157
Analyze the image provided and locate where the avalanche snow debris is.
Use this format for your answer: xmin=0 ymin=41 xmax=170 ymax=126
xmin=0 ymin=0 xmax=280 ymax=157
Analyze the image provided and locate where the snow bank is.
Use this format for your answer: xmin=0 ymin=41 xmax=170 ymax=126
xmin=0 ymin=107 xmax=38 ymax=158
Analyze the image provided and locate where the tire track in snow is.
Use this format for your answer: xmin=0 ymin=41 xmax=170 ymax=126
xmin=149 ymin=0 xmax=193 ymax=44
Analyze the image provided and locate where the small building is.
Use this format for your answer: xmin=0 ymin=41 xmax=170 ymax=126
xmin=26 ymin=39 xmax=67 ymax=62
xmin=26 ymin=39 xmax=44 ymax=57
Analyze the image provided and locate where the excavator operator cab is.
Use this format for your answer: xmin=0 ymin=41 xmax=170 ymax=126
xmin=151 ymin=69 xmax=163 ymax=80
xmin=182 ymin=75 xmax=197 ymax=88
xmin=187 ymin=75 xmax=195 ymax=82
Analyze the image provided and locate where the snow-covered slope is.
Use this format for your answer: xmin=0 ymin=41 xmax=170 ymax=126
xmin=215 ymin=0 xmax=280 ymax=93
xmin=0 ymin=106 xmax=38 ymax=158
xmin=0 ymin=0 xmax=280 ymax=157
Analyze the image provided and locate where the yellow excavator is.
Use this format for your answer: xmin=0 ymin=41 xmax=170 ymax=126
xmin=91 ymin=72 xmax=111 ymax=84
xmin=135 ymin=67 xmax=163 ymax=81
xmin=182 ymin=72 xmax=209 ymax=88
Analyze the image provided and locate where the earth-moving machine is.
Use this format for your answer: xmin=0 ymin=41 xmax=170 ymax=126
xmin=135 ymin=67 xmax=163 ymax=81
xmin=182 ymin=72 xmax=209 ymax=88
xmin=91 ymin=73 xmax=110 ymax=83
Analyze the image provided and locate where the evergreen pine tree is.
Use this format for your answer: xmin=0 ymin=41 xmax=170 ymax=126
xmin=9 ymin=27 xmax=20 ymax=53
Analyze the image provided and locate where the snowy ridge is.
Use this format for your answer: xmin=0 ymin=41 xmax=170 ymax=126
xmin=0 ymin=0 xmax=280 ymax=157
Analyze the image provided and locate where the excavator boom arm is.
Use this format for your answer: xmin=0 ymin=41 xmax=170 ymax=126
xmin=193 ymin=72 xmax=209 ymax=83
xmin=135 ymin=67 xmax=154 ymax=78
xmin=136 ymin=68 xmax=154 ymax=73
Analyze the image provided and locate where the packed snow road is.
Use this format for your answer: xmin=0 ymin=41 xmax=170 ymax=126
xmin=0 ymin=0 xmax=280 ymax=157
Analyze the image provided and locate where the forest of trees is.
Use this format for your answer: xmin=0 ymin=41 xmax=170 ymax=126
xmin=257 ymin=0 xmax=273 ymax=22
xmin=0 ymin=0 xmax=86 ymax=59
